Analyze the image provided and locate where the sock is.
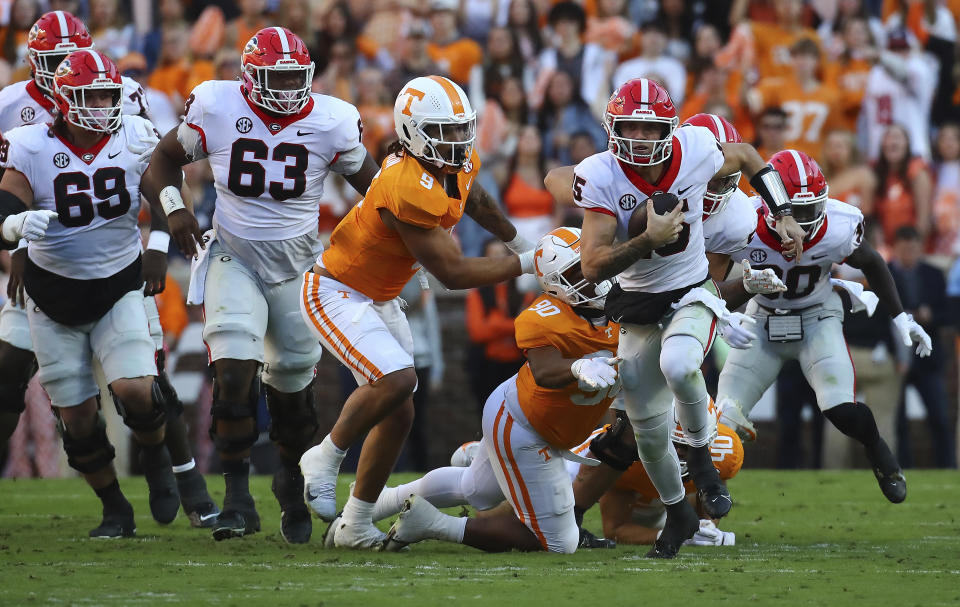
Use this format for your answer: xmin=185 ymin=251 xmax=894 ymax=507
xmin=574 ymin=506 xmax=585 ymax=529
xmin=94 ymin=479 xmax=132 ymax=514
xmin=342 ymin=494 xmax=376 ymax=526
xmin=373 ymin=486 xmax=404 ymax=522
xmin=172 ymin=459 xmax=196 ymax=474
xmin=823 ymin=403 xmax=880 ymax=448
xmin=315 ymin=434 xmax=346 ymax=478
xmin=373 ymin=467 xmax=468 ymax=522
xmin=222 ymin=459 xmax=250 ymax=497
xmin=430 ymin=512 xmax=467 ymax=543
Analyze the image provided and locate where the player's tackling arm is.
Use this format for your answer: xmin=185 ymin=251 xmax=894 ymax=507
xmin=525 ymin=346 xmax=578 ymax=388
xmin=463 ymin=183 xmax=519 ymax=243
xmin=598 ymin=489 xmax=661 ymax=545
xmin=544 ymin=165 xmax=575 ymax=207
xmin=342 ymin=151 xmax=379 ymax=195
xmin=382 ymin=207 xmax=522 ymax=290
xmin=142 ymin=128 xmax=204 ymax=257
xmin=844 ymin=239 xmax=904 ymax=317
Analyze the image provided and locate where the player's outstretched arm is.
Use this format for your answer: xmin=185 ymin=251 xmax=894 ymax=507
xmin=845 ymin=239 xmax=904 ymax=317
xmin=579 ymin=205 xmax=680 ymax=283
xmin=0 ymin=169 xmax=53 ymax=250
xmin=527 ymin=345 xmax=620 ymax=391
xmin=464 ymin=183 xmax=521 ymax=242
xmin=342 ymin=151 xmax=379 ymax=196
xmin=383 ymin=207 xmax=524 ymax=290
xmin=142 ymin=129 xmax=203 ymax=257
xmin=544 ymin=165 xmax=576 ymax=207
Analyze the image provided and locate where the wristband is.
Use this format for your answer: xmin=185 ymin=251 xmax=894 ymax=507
xmin=159 ymin=185 xmax=186 ymax=216
xmin=750 ymin=166 xmax=792 ymax=217
xmin=505 ymin=233 xmax=534 ymax=254
xmin=147 ymin=230 xmax=171 ymax=252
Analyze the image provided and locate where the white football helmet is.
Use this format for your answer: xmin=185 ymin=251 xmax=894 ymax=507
xmin=394 ymin=75 xmax=476 ymax=168
xmin=534 ymin=227 xmax=613 ymax=310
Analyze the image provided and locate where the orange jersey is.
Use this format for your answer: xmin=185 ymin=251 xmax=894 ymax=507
xmin=825 ymin=58 xmax=872 ymax=131
xmin=322 ymin=149 xmax=481 ymax=301
xmin=750 ymin=23 xmax=820 ymax=81
xmin=513 ymin=294 xmax=620 ymax=449
xmin=614 ymin=424 xmax=744 ymax=503
xmin=428 ymin=38 xmax=483 ymax=85
xmin=749 ymin=77 xmax=844 ymax=161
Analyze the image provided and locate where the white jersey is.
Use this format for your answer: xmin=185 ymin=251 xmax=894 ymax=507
xmin=573 ymin=125 xmax=724 ymax=292
xmin=0 ymin=115 xmax=156 ymax=279
xmin=182 ymin=80 xmax=365 ymax=241
xmin=702 ymin=189 xmax=756 ymax=256
xmin=743 ymin=198 xmax=864 ymax=310
xmin=0 ymin=77 xmax=149 ymax=135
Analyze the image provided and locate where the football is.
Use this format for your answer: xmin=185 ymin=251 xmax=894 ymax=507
xmin=627 ymin=192 xmax=681 ymax=238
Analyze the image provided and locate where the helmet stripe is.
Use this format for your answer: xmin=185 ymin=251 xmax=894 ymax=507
xmin=88 ymin=49 xmax=105 ymax=72
xmin=788 ymin=149 xmax=807 ymax=190
xmin=710 ymin=114 xmax=726 ymax=143
xmin=551 ymin=227 xmax=581 ymax=247
xmin=427 ymin=75 xmax=465 ymax=116
xmin=639 ymin=78 xmax=649 ymax=104
xmin=55 ymin=10 xmax=69 ymax=38
xmin=275 ymin=26 xmax=290 ymax=54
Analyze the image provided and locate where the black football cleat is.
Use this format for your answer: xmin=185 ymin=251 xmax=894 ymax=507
xmin=646 ymin=499 xmax=698 ymax=559
xmin=272 ymin=465 xmax=312 ymax=544
xmin=578 ymin=527 xmax=616 ymax=549
xmin=89 ymin=508 xmax=136 ymax=539
xmin=176 ymin=468 xmax=220 ymax=528
xmin=140 ymin=444 xmax=180 ymax=525
xmin=212 ymin=491 xmax=260 ymax=541
xmin=866 ymin=439 xmax=907 ymax=503
xmin=687 ymin=444 xmax=732 ymax=519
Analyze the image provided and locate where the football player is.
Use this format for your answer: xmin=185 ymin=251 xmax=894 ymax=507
xmin=0 ymin=11 xmax=217 ymax=527
xmin=716 ymin=150 xmax=929 ymax=504
xmin=0 ymin=50 xmax=177 ymax=537
xmin=297 ymin=75 xmax=537 ymax=549
xmin=378 ymin=227 xmax=618 ymax=553
xmin=143 ymin=27 xmax=379 ymax=543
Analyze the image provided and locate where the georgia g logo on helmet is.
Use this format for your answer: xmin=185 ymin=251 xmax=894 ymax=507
xmin=54 ymin=58 xmax=71 ymax=78
xmin=243 ymin=36 xmax=260 ymax=57
xmin=28 ymin=23 xmax=43 ymax=44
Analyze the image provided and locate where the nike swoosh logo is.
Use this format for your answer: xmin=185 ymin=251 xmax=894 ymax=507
xmin=108 ymin=151 xmax=121 ymax=159
xmin=811 ymin=253 xmax=828 ymax=260
xmin=305 ymin=491 xmax=318 ymax=501
xmin=297 ymin=130 xmax=313 ymax=136
xmin=198 ymin=512 xmax=219 ymax=522
xmin=686 ymin=425 xmax=704 ymax=434
xmin=677 ymin=185 xmax=692 ymax=196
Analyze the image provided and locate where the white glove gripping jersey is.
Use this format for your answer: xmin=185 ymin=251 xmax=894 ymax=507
xmin=0 ymin=115 xmax=157 ymax=279
xmin=0 ymin=77 xmax=149 ymax=136
xmin=743 ymin=198 xmax=864 ymax=310
xmin=181 ymin=80 xmax=365 ymax=241
xmin=572 ymin=125 xmax=724 ymax=293
xmin=702 ymin=189 xmax=756 ymax=256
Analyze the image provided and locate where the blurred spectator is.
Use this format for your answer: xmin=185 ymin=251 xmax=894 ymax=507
xmin=826 ymin=17 xmax=879 ymax=133
xmin=315 ymin=38 xmax=360 ymax=103
xmin=476 ymin=74 xmax=527 ymax=166
xmin=118 ymin=52 xmax=179 ymax=133
xmin=460 ymin=0 xmax=499 ymax=44
xmin=753 ymin=105 xmax=789 ymax=161
xmin=747 ymin=37 xmax=844 ymax=161
xmin=888 ymin=226 xmax=956 ymax=468
xmin=464 ymin=240 xmax=533 ymax=414
xmin=503 ymin=0 xmax=543 ymax=62
xmin=427 ymin=0 xmax=483 ymax=86
xmin=310 ymin=1 xmax=359 ymax=73
xmin=398 ymin=277 xmax=444 ymax=471
xmin=385 ymin=20 xmax=440 ymax=98
xmin=862 ymin=27 xmax=937 ymax=161
xmin=147 ymin=23 xmax=192 ymax=108
xmin=537 ymin=70 xmax=606 ymax=166
xmin=611 ymin=20 xmax=686 ymax=107
xmin=224 ymin=0 xmax=268 ymax=52
xmin=680 ymin=59 xmax=750 ymax=136
xmin=821 ymin=129 xmax=877 ymax=210
xmin=724 ymin=0 xmax=821 ymax=85
xmin=276 ymin=0 xmax=315 ymax=51
xmin=656 ymin=0 xmax=694 ymax=62
xmin=870 ymin=124 xmax=933 ymax=245
xmin=355 ymin=67 xmax=395 ymax=158
xmin=532 ymin=1 xmax=614 ymax=113
xmin=141 ymin=0 xmax=190 ymax=71
xmin=931 ymin=122 xmax=960 ymax=255
xmin=88 ymin=0 xmax=135 ymax=60
xmin=0 ymin=0 xmax=40 ymax=68
xmin=817 ymin=0 xmax=885 ymax=60
xmin=468 ymin=26 xmax=532 ymax=113
xmin=499 ymin=124 xmax=557 ymax=243
xmin=584 ymin=0 xmax=638 ymax=57
xmin=2 ymin=377 xmax=59 ymax=478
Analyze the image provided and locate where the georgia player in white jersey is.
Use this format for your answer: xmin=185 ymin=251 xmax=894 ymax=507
xmin=564 ymin=78 xmax=805 ymax=558
xmin=0 ymin=10 xmax=218 ymax=528
xmin=717 ymin=150 xmax=932 ymax=504
xmin=143 ymin=26 xmax=379 ymax=544
xmin=0 ymin=50 xmax=178 ymax=538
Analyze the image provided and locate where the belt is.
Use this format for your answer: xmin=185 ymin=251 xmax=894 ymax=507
xmin=755 ymin=301 xmax=822 ymax=315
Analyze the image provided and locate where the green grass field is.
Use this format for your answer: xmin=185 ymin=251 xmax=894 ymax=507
xmin=1 ymin=470 xmax=958 ymax=606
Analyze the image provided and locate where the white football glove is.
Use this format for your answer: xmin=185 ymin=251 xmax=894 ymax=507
xmin=517 ymin=249 xmax=536 ymax=274
xmin=570 ymin=356 xmax=620 ymax=392
xmin=1 ymin=210 xmax=58 ymax=243
xmin=127 ymin=130 xmax=160 ymax=175
xmin=718 ymin=311 xmax=757 ymax=349
xmin=505 ymin=233 xmax=535 ymax=255
xmin=892 ymin=312 xmax=933 ymax=357
xmin=682 ymin=520 xmax=735 ymax=546
xmin=742 ymin=260 xmax=787 ymax=294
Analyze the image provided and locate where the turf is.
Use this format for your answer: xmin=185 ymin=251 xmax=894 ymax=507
xmin=1 ymin=470 xmax=957 ymax=606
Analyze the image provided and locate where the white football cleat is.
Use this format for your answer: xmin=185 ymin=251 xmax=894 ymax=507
xmin=299 ymin=445 xmax=339 ymax=521
xmin=450 ymin=441 xmax=481 ymax=467
xmin=381 ymin=495 xmax=446 ymax=552
xmin=718 ymin=400 xmax=756 ymax=442
xmin=333 ymin=518 xmax=387 ymax=549
xmin=321 ymin=514 xmax=342 ymax=548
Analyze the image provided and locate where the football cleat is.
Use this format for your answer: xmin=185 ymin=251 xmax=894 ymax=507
xmin=866 ymin=438 xmax=907 ymax=504
xmin=176 ymin=468 xmax=220 ymax=528
xmin=718 ymin=401 xmax=757 ymax=442
xmin=212 ymin=490 xmax=260 ymax=541
xmin=381 ymin=495 xmax=445 ymax=552
xmin=646 ymin=499 xmax=699 ymax=559
xmin=272 ymin=465 xmax=312 ymax=544
xmin=89 ymin=510 xmax=136 ymax=539
xmin=686 ymin=445 xmax=732 ymax=519
xmin=299 ymin=445 xmax=339 ymax=521
xmin=322 ymin=513 xmax=343 ymax=548
xmin=578 ymin=527 xmax=616 ymax=549
xmin=450 ymin=441 xmax=481 ymax=467
xmin=139 ymin=445 xmax=180 ymax=525
xmin=333 ymin=518 xmax=387 ymax=550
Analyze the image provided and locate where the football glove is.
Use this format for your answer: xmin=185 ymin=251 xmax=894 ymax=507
xmin=718 ymin=311 xmax=757 ymax=349
xmin=682 ymin=519 xmax=735 ymax=546
xmin=1 ymin=210 xmax=58 ymax=243
xmin=128 ymin=130 xmax=160 ymax=175
xmin=892 ymin=312 xmax=932 ymax=357
xmin=742 ymin=260 xmax=787 ymax=294
xmin=570 ymin=357 xmax=620 ymax=392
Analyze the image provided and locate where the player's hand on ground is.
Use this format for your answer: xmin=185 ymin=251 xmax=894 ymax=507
xmin=643 ymin=200 xmax=683 ymax=247
xmin=1 ymin=209 xmax=58 ymax=244
xmin=741 ymin=260 xmax=787 ymax=294
xmin=143 ymin=249 xmax=168 ymax=295
xmin=892 ymin=312 xmax=933 ymax=357
xmin=570 ymin=356 xmax=620 ymax=392
xmin=682 ymin=519 xmax=735 ymax=546
xmin=774 ymin=216 xmax=805 ymax=260
xmin=167 ymin=209 xmax=205 ymax=258
xmin=6 ymin=246 xmax=26 ymax=307
xmin=718 ymin=311 xmax=757 ymax=349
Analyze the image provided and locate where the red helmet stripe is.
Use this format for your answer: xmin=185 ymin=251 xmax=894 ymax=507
xmin=788 ymin=149 xmax=807 ymax=190
xmin=639 ymin=78 xmax=649 ymax=104
xmin=710 ymin=114 xmax=726 ymax=143
xmin=274 ymin=26 xmax=290 ymax=54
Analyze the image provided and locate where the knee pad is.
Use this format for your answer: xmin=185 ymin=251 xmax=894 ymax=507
xmin=632 ymin=410 xmax=674 ymax=463
xmin=265 ymin=380 xmax=319 ymax=455
xmin=153 ymin=361 xmax=184 ymax=419
xmin=58 ymin=413 xmax=116 ymax=474
xmin=659 ymin=336 xmax=704 ymax=388
xmin=208 ymin=369 xmax=260 ymax=454
xmin=589 ymin=411 xmax=639 ymax=471
xmin=111 ymin=381 xmax=167 ymax=433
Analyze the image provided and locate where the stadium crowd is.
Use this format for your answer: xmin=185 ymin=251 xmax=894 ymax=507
xmin=0 ymin=0 xmax=957 ymax=547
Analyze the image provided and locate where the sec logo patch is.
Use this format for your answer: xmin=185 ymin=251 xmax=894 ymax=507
xmin=53 ymin=152 xmax=70 ymax=168
xmin=236 ymin=117 xmax=253 ymax=133
xmin=749 ymin=249 xmax=767 ymax=263
xmin=619 ymin=194 xmax=638 ymax=210
xmin=20 ymin=107 xmax=35 ymax=122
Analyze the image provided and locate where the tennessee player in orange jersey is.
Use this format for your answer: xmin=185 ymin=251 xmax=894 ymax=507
xmin=376 ymin=228 xmax=621 ymax=554
xmin=298 ymin=75 xmax=538 ymax=549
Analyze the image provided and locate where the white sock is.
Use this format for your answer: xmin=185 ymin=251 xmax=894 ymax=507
xmin=431 ymin=512 xmax=467 ymax=543
xmin=373 ymin=486 xmax=405 ymax=522
xmin=171 ymin=458 xmax=196 ymax=474
xmin=342 ymin=494 xmax=376 ymax=525
xmin=316 ymin=434 xmax=346 ymax=476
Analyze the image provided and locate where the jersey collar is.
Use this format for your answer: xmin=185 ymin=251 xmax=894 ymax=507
xmin=54 ymin=129 xmax=112 ymax=165
xmin=241 ymin=86 xmax=315 ymax=135
xmin=755 ymin=206 xmax=829 ymax=254
xmin=25 ymin=80 xmax=57 ymax=115
xmin=616 ymin=135 xmax=683 ymax=197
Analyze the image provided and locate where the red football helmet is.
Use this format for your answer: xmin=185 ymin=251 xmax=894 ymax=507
xmin=768 ymin=150 xmax=829 ymax=234
xmin=54 ymin=50 xmax=123 ymax=133
xmin=241 ymin=27 xmax=315 ymax=115
xmin=603 ymin=78 xmax=678 ymax=166
xmin=28 ymin=11 xmax=93 ymax=96
xmin=682 ymin=113 xmax=743 ymax=216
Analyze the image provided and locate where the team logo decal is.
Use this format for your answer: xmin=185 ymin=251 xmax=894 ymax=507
xmin=609 ymin=95 xmax=625 ymax=113
xmin=269 ymin=123 xmax=281 ymax=132
xmin=462 ymin=159 xmax=473 ymax=173
xmin=236 ymin=117 xmax=253 ymax=133
xmin=53 ymin=152 xmax=70 ymax=168
xmin=82 ymin=153 xmax=94 ymax=163
xmin=243 ymin=36 xmax=260 ymax=56
xmin=749 ymin=249 xmax=767 ymax=263
xmin=54 ymin=59 xmax=72 ymax=78
xmin=28 ymin=24 xmax=43 ymax=44
xmin=618 ymin=193 xmax=638 ymax=211
xmin=20 ymin=107 xmax=35 ymax=122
